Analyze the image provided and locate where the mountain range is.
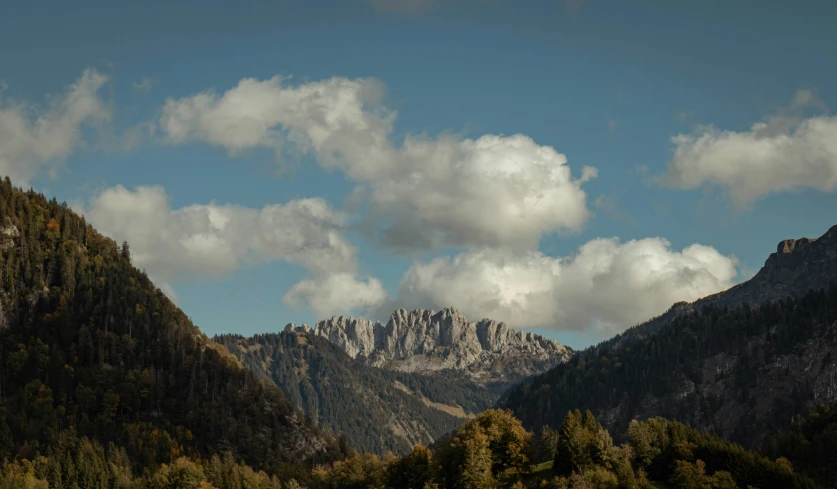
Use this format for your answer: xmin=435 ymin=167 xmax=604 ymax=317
xmin=1 ymin=180 xmax=836 ymax=488
xmin=219 ymin=308 xmax=572 ymax=455
xmin=216 ymin=225 xmax=837 ymax=459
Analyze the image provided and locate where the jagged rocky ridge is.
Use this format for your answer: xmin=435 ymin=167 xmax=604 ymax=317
xmin=284 ymin=307 xmax=572 ymax=390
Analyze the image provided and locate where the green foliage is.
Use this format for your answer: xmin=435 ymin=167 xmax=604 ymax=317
xmin=0 ymin=407 xmax=827 ymax=489
xmin=532 ymin=426 xmax=560 ymax=465
xmin=312 ymin=452 xmax=386 ymax=489
xmin=624 ymin=417 xmax=819 ymax=489
xmin=435 ymin=410 xmax=532 ymax=488
xmin=386 ymin=445 xmax=435 ymax=489
xmin=553 ymin=410 xmax=616 ymax=476
xmin=0 ymin=436 xmax=287 ymax=489
xmin=763 ymin=402 xmax=837 ymax=488
xmin=669 ymin=459 xmax=737 ymax=489
xmin=0 ymin=459 xmax=48 ymax=489
xmin=148 ymin=458 xmax=206 ymax=489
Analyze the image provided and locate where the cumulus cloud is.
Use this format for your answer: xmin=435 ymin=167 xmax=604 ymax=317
xmin=283 ymin=273 xmax=388 ymax=318
xmin=383 ymin=237 xmax=738 ymax=334
xmin=159 ymin=75 xmax=596 ymax=251
xmin=79 ymin=185 xmax=383 ymax=313
xmin=660 ymin=89 xmax=837 ymax=207
xmin=0 ymin=69 xmax=111 ymax=185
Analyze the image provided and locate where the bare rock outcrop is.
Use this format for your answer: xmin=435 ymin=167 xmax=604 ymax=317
xmin=285 ymin=308 xmax=572 ymax=387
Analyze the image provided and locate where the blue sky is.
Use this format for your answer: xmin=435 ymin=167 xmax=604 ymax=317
xmin=2 ymin=0 xmax=836 ymax=349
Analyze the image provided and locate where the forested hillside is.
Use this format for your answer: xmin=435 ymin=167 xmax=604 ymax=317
xmin=503 ymin=284 xmax=837 ymax=450
xmin=0 ymin=179 xmax=344 ymax=478
xmin=216 ymin=332 xmax=497 ymax=455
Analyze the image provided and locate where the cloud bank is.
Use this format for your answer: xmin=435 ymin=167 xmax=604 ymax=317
xmin=661 ymin=90 xmax=837 ymax=207
xmin=51 ymin=71 xmax=743 ymax=334
xmin=381 ymin=237 xmax=738 ymax=334
xmin=80 ymin=184 xmax=382 ymax=316
xmin=159 ymin=75 xmax=597 ymax=252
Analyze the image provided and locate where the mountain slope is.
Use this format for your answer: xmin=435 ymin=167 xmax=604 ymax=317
xmin=503 ymin=225 xmax=837 ymax=449
xmin=215 ymin=331 xmax=497 ymax=455
xmin=503 ymin=281 xmax=837 ymax=451
xmin=287 ymin=307 xmax=572 ymax=393
xmin=608 ymin=224 xmax=837 ymax=349
xmin=0 ymin=180 xmax=342 ymax=474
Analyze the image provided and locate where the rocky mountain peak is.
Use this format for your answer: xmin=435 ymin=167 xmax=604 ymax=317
xmin=778 ymin=237 xmax=815 ymax=254
xmin=714 ymin=224 xmax=837 ymax=309
xmin=284 ymin=307 xmax=573 ymax=387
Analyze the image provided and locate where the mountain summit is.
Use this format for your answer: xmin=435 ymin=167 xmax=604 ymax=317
xmin=284 ymin=307 xmax=572 ymax=389
xmin=610 ymin=224 xmax=837 ymax=347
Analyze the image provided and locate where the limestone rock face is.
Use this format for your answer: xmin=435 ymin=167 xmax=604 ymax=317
xmin=285 ymin=308 xmax=572 ymax=386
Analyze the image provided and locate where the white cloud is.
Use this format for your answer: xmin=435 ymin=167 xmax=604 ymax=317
xmin=283 ymin=273 xmax=388 ymax=318
xmin=79 ymin=185 xmax=384 ymax=312
xmin=0 ymin=69 xmax=110 ymax=185
xmin=385 ymin=237 xmax=738 ymax=334
xmin=159 ymin=75 xmax=596 ymax=251
xmin=660 ymin=90 xmax=837 ymax=207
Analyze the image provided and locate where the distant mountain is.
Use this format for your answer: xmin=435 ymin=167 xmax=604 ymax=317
xmin=216 ymin=308 xmax=570 ymax=455
xmin=285 ymin=307 xmax=572 ymax=393
xmin=215 ymin=331 xmax=497 ymax=455
xmin=0 ymin=180 xmax=343 ymax=475
xmin=502 ymin=224 xmax=837 ymax=451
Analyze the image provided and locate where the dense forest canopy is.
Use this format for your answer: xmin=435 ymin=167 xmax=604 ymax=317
xmin=0 ymin=179 xmax=345 ymax=478
xmin=3 ymin=407 xmax=830 ymax=489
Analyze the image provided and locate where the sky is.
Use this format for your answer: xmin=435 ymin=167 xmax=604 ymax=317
xmin=1 ymin=0 xmax=836 ymax=350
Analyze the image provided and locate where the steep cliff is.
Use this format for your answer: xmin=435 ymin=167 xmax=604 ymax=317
xmin=285 ymin=307 xmax=572 ymax=390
